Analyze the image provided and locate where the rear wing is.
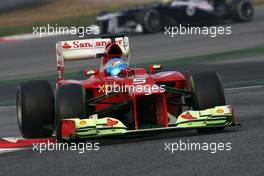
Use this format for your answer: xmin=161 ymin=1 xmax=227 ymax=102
xmin=56 ymin=36 xmax=130 ymax=81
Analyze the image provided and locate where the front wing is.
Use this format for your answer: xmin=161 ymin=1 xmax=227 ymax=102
xmin=60 ymin=105 xmax=238 ymax=140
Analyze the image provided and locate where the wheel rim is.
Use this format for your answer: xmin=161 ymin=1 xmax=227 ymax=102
xmin=241 ymin=3 xmax=253 ymax=19
xmin=149 ymin=14 xmax=160 ymax=28
xmin=145 ymin=11 xmax=161 ymax=33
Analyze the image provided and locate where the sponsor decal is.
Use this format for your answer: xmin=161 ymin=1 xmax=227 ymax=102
xmin=62 ymin=39 xmax=123 ymax=49
xmin=95 ymin=40 xmax=122 ymax=47
xmin=111 ymin=60 xmax=121 ymax=67
xmin=63 ymin=42 xmax=72 ymax=49
xmin=104 ymin=118 xmax=118 ymax=126
xmin=181 ymin=112 xmax=197 ymax=120
xmin=132 ymin=78 xmax=146 ymax=85
xmin=216 ymin=109 xmax=224 ymax=113
xmin=73 ymin=41 xmax=93 ymax=48
xmin=79 ymin=120 xmax=87 ymax=126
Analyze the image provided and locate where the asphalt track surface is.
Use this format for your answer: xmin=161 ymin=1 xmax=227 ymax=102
xmin=0 ymin=5 xmax=264 ymax=176
xmin=0 ymin=86 xmax=263 ymax=176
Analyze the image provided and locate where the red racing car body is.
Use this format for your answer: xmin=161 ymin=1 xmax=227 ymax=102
xmin=16 ymin=35 xmax=235 ymax=141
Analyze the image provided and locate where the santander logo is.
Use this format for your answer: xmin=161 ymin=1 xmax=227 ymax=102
xmin=62 ymin=39 xmax=123 ymax=49
xmin=63 ymin=42 xmax=72 ymax=49
xmin=73 ymin=41 xmax=93 ymax=48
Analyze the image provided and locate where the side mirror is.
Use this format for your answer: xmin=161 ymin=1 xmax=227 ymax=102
xmin=149 ymin=64 xmax=163 ymax=74
xmin=84 ymin=69 xmax=97 ymax=76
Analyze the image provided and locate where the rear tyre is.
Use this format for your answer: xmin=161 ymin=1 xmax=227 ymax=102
xmin=190 ymin=72 xmax=226 ymax=132
xmin=229 ymin=0 xmax=254 ymax=22
xmin=16 ymin=80 xmax=54 ymax=138
xmin=55 ymin=84 xmax=87 ymax=142
xmin=142 ymin=9 xmax=161 ymax=33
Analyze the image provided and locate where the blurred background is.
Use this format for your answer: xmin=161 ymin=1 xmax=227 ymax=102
xmin=0 ymin=0 xmax=262 ymax=36
xmin=0 ymin=0 xmax=153 ymax=36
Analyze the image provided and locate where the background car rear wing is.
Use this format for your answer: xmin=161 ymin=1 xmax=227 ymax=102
xmin=56 ymin=36 xmax=130 ymax=81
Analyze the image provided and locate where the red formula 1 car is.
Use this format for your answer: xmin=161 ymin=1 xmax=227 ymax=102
xmin=16 ymin=35 xmax=236 ymax=142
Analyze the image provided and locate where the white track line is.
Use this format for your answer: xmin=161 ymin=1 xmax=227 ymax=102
xmin=0 ymin=148 xmax=27 ymax=154
xmin=0 ymin=105 xmax=15 ymax=109
xmin=225 ymin=85 xmax=264 ymax=91
xmin=0 ymin=32 xmax=70 ymax=43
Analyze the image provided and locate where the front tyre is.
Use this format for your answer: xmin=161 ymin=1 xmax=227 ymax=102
xmin=190 ymin=71 xmax=226 ymax=110
xmin=55 ymin=84 xmax=87 ymax=142
xmin=190 ymin=72 xmax=226 ymax=132
xmin=17 ymin=80 xmax=54 ymax=138
xmin=229 ymin=0 xmax=254 ymax=22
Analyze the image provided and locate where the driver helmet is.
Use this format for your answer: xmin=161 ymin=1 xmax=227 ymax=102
xmin=105 ymin=58 xmax=128 ymax=77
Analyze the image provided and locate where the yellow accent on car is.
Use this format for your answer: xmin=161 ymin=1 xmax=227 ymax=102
xmin=79 ymin=120 xmax=87 ymax=125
